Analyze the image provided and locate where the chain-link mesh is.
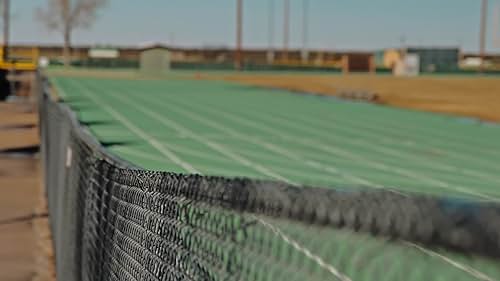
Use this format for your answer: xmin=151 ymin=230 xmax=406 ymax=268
xmin=39 ymin=81 xmax=500 ymax=281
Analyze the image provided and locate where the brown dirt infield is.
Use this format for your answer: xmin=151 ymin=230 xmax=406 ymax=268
xmin=199 ymin=73 xmax=500 ymax=123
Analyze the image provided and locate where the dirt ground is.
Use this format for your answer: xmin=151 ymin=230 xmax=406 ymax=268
xmin=0 ymin=101 xmax=54 ymax=281
xmin=0 ymin=107 xmax=39 ymax=151
xmin=0 ymin=156 xmax=39 ymax=281
xmin=201 ymin=73 xmax=500 ymax=123
xmin=0 ymin=128 xmax=39 ymax=151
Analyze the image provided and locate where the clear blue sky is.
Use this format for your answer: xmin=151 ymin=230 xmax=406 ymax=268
xmin=8 ymin=0 xmax=500 ymax=53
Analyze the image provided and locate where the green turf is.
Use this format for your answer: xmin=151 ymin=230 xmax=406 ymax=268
xmin=52 ymin=76 xmax=500 ymax=202
xmin=50 ymin=74 xmax=500 ymax=280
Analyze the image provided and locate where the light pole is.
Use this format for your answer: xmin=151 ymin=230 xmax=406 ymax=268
xmin=267 ymin=0 xmax=275 ymax=64
xmin=479 ymin=0 xmax=488 ymax=72
xmin=283 ymin=0 xmax=290 ymax=62
xmin=301 ymin=0 xmax=309 ymax=63
xmin=236 ymin=0 xmax=243 ymax=70
xmin=494 ymin=3 xmax=500 ymax=48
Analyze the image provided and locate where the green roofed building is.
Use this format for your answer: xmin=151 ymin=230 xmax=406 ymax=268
xmin=139 ymin=45 xmax=171 ymax=74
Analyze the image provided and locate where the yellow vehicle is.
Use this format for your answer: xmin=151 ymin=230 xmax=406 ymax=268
xmin=0 ymin=46 xmax=39 ymax=71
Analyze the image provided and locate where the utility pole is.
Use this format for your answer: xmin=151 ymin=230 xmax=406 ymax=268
xmin=2 ymin=0 xmax=9 ymax=61
xmin=479 ymin=0 xmax=488 ymax=72
xmin=283 ymin=0 xmax=290 ymax=62
xmin=267 ymin=0 xmax=275 ymax=64
xmin=235 ymin=0 xmax=243 ymax=70
xmin=493 ymin=3 xmax=500 ymax=48
xmin=301 ymin=0 xmax=309 ymax=63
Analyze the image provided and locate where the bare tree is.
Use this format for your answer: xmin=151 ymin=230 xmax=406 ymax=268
xmin=36 ymin=0 xmax=107 ymax=66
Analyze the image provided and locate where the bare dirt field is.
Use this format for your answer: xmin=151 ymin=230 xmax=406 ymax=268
xmin=202 ymin=73 xmax=500 ymax=122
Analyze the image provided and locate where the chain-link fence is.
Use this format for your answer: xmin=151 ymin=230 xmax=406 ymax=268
xmin=39 ymin=76 xmax=500 ymax=281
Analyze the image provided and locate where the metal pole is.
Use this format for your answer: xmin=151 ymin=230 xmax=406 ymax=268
xmin=235 ymin=0 xmax=243 ymax=70
xmin=267 ymin=0 xmax=275 ymax=64
xmin=283 ymin=0 xmax=290 ymax=61
xmin=301 ymin=0 xmax=309 ymax=63
xmin=493 ymin=3 xmax=500 ymax=48
xmin=3 ymin=0 xmax=9 ymax=61
xmin=479 ymin=0 xmax=488 ymax=72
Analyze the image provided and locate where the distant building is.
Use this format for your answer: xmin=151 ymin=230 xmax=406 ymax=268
xmin=394 ymin=54 xmax=420 ymax=77
xmin=405 ymin=47 xmax=460 ymax=72
xmin=374 ymin=49 xmax=401 ymax=69
xmin=139 ymin=45 xmax=171 ymax=74
xmin=7 ymin=44 xmax=474 ymax=72
xmin=461 ymin=53 xmax=500 ymax=70
xmin=341 ymin=53 xmax=375 ymax=73
xmin=460 ymin=57 xmax=483 ymax=68
xmin=377 ymin=47 xmax=460 ymax=73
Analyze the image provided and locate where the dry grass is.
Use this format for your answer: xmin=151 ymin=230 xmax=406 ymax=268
xmin=201 ymin=72 xmax=500 ymax=122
